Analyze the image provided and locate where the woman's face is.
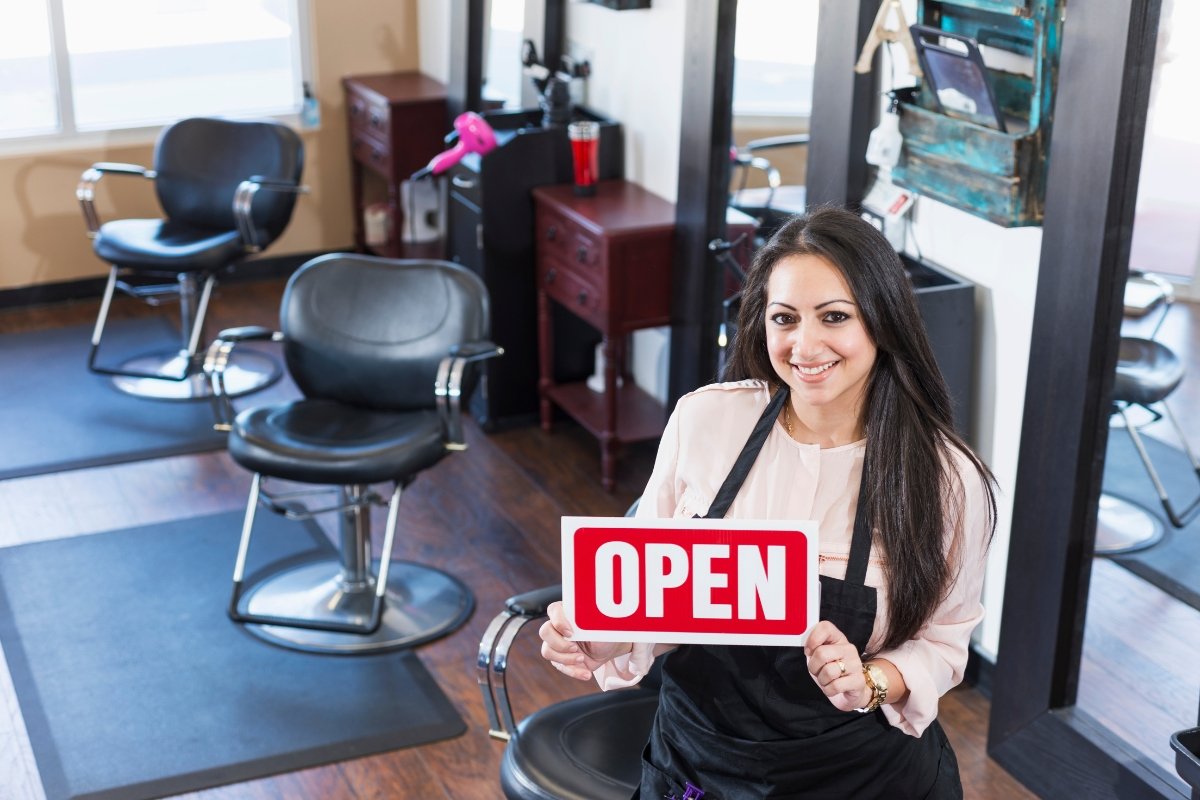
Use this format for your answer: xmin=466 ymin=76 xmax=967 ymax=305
xmin=764 ymin=253 xmax=877 ymax=421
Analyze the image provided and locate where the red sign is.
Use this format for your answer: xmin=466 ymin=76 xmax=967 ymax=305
xmin=562 ymin=516 xmax=818 ymax=646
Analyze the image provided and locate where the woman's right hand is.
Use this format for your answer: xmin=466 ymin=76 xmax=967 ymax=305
xmin=539 ymin=600 xmax=632 ymax=681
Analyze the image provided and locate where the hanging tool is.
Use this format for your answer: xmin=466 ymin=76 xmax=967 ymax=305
xmin=855 ymin=0 xmax=922 ymax=77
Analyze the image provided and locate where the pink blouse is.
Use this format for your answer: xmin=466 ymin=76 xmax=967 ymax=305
xmin=591 ymin=380 xmax=991 ymax=738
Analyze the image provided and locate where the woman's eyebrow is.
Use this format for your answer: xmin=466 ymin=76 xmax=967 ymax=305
xmin=814 ymin=299 xmax=855 ymax=310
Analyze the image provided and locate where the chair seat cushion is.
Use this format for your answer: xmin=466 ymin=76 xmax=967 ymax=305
xmin=1114 ymin=337 xmax=1183 ymax=406
xmin=94 ymin=218 xmax=243 ymax=272
xmin=500 ymin=688 xmax=658 ymax=800
xmin=229 ymin=399 xmax=447 ymax=485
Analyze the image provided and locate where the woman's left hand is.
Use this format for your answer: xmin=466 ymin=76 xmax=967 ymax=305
xmin=804 ymin=620 xmax=871 ymax=711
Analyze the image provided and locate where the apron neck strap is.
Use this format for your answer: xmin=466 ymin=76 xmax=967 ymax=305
xmin=703 ymin=388 xmax=789 ymax=519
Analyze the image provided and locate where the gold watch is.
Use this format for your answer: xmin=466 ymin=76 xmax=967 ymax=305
xmin=861 ymin=662 xmax=889 ymax=712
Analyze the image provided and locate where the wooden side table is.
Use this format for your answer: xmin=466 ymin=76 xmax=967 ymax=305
xmin=532 ymin=181 xmax=676 ymax=492
xmin=341 ymin=72 xmax=447 ymax=257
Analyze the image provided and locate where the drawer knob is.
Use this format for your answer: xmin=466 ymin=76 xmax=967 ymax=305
xmin=577 ymin=290 xmax=588 ymax=305
xmin=546 ymin=225 xmax=557 ymax=241
xmin=370 ymin=148 xmax=383 ymax=163
xmin=576 ymin=246 xmax=588 ymax=263
xmin=370 ymin=112 xmax=382 ymax=127
xmin=546 ymin=268 xmax=557 ymax=284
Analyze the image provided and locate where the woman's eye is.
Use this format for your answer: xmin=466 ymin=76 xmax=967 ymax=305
xmin=769 ymin=313 xmax=794 ymax=325
xmin=824 ymin=311 xmax=850 ymax=324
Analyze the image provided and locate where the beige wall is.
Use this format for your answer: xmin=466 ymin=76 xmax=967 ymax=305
xmin=0 ymin=0 xmax=425 ymax=292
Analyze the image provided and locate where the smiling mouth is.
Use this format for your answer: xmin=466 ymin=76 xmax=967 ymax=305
xmin=793 ymin=360 xmax=838 ymax=376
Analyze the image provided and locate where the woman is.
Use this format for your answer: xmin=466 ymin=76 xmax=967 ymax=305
xmin=540 ymin=207 xmax=997 ymax=798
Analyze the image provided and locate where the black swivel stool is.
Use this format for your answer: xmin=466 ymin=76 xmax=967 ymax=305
xmin=1097 ymin=335 xmax=1200 ymax=554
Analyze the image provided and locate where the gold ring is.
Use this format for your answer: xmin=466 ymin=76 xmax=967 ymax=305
xmin=837 ymin=659 xmax=847 ymax=677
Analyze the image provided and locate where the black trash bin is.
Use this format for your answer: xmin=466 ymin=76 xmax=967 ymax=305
xmin=1170 ymin=727 xmax=1200 ymax=796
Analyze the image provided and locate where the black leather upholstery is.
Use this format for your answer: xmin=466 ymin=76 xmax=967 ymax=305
xmin=279 ymin=254 xmax=489 ymax=410
xmin=94 ymin=118 xmax=303 ymax=268
xmin=228 ymin=254 xmax=491 ymax=485
xmin=1114 ymin=337 xmax=1183 ymax=406
xmin=500 ymin=689 xmax=659 ymax=800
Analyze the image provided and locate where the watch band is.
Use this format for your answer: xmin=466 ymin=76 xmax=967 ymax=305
xmin=861 ymin=662 xmax=888 ymax=712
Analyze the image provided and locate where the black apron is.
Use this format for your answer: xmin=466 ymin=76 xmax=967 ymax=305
xmin=635 ymin=389 xmax=961 ymax=799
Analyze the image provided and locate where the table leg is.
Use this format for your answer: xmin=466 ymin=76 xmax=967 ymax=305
xmin=601 ymin=335 xmax=618 ymax=492
xmin=537 ymin=289 xmax=555 ymax=431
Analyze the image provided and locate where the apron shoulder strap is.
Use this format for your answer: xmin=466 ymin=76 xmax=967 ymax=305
xmin=703 ymin=388 xmax=789 ymax=519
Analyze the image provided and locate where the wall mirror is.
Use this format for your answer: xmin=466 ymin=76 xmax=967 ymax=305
xmin=1076 ymin=0 xmax=1200 ymax=790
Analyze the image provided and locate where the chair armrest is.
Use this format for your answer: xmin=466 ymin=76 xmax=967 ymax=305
xmin=477 ymin=582 xmax=562 ymax=740
xmin=76 ymin=162 xmax=156 ymax=236
xmin=232 ymin=177 xmax=310 ymax=253
xmin=505 ymin=584 xmax=563 ymax=616
xmin=203 ymin=327 xmax=284 ymax=431
xmin=744 ymin=133 xmax=810 ymax=152
xmin=436 ymin=341 xmax=505 ymax=450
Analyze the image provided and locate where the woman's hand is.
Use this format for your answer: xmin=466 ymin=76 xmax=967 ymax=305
xmin=538 ymin=600 xmax=633 ymax=681
xmin=804 ymin=620 xmax=871 ymax=711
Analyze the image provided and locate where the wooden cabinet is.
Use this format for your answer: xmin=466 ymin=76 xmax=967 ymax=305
xmin=341 ymin=72 xmax=448 ymax=256
xmin=533 ymin=181 xmax=675 ymax=492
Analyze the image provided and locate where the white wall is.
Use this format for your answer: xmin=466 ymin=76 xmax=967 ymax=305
xmin=417 ymin=0 xmax=451 ymax=83
xmin=902 ymin=201 xmax=1041 ymax=658
xmin=562 ymin=0 xmax=686 ymax=201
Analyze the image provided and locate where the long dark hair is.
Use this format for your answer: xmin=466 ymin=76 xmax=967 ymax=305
xmin=725 ymin=206 xmax=997 ymax=652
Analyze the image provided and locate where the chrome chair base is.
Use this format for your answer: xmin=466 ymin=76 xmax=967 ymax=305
xmin=112 ymin=348 xmax=280 ymax=400
xmin=238 ymin=559 xmax=473 ymax=654
xmin=1095 ymin=494 xmax=1164 ymax=556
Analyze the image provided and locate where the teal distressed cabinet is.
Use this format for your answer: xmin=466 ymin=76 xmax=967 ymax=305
xmin=892 ymin=0 xmax=1063 ymax=226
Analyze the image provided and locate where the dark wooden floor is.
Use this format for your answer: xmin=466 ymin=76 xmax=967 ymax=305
xmin=5 ymin=274 xmax=1194 ymax=798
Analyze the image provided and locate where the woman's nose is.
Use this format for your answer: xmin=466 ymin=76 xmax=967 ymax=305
xmin=789 ymin=322 xmax=822 ymax=360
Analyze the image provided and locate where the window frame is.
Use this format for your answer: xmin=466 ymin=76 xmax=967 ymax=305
xmin=0 ymin=0 xmax=314 ymax=156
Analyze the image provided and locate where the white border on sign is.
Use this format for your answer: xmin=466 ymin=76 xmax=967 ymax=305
xmin=562 ymin=515 xmax=820 ymax=647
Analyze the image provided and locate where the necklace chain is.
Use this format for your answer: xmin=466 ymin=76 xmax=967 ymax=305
xmin=783 ymin=402 xmax=794 ymax=437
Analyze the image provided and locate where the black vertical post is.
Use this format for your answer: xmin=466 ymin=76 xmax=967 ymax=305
xmin=543 ymin=0 xmax=566 ymax=74
xmin=448 ymin=0 xmax=484 ymax=118
xmin=667 ymin=0 xmax=738 ymax=406
xmin=805 ymin=0 xmax=878 ymax=208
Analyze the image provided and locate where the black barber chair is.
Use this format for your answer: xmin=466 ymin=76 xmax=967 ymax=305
xmin=477 ymin=500 xmax=659 ymax=800
xmin=478 ymin=584 xmax=660 ymax=800
xmin=77 ymin=116 xmax=305 ymax=400
xmin=729 ymin=133 xmax=808 ymax=246
xmin=207 ymin=254 xmax=502 ymax=653
xmin=1097 ymin=273 xmax=1200 ymax=554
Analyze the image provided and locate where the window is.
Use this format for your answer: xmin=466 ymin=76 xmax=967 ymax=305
xmin=0 ymin=0 xmax=308 ymax=142
xmin=733 ymin=0 xmax=819 ymax=118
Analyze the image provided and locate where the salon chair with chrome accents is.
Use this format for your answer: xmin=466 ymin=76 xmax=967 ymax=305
xmin=208 ymin=254 xmax=502 ymax=654
xmin=77 ymin=116 xmax=305 ymax=400
xmin=1097 ymin=272 xmax=1200 ymax=554
xmin=477 ymin=501 xmax=659 ymax=800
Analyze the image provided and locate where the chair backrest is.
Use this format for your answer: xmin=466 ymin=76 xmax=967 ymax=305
xmin=280 ymin=254 xmax=491 ymax=411
xmin=154 ymin=117 xmax=304 ymax=247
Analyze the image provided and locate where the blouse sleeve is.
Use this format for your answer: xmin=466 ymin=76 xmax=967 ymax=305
xmin=875 ymin=455 xmax=992 ymax=737
xmin=590 ymin=402 xmax=685 ymax=690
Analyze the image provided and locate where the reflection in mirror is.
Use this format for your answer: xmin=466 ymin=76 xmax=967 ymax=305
xmin=483 ymin=0 xmax=529 ymax=109
xmin=1078 ymin=0 xmax=1200 ymax=790
xmin=727 ymin=0 xmax=818 ymax=246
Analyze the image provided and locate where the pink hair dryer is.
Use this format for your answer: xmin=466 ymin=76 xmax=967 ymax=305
xmin=410 ymin=112 xmax=498 ymax=180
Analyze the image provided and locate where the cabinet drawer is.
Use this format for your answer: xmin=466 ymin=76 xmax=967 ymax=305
xmin=540 ymin=260 xmax=605 ymax=317
xmin=351 ymin=131 xmax=391 ymax=175
xmin=537 ymin=209 xmax=603 ymax=275
xmin=347 ymin=90 xmax=391 ymax=142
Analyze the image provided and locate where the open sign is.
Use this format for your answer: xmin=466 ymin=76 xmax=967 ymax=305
xmin=562 ymin=516 xmax=818 ymax=646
